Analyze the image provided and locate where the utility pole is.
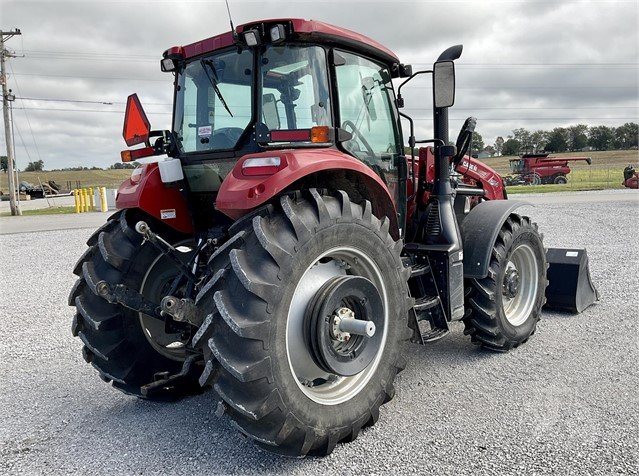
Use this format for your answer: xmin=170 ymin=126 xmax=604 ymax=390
xmin=1 ymin=28 xmax=22 ymax=216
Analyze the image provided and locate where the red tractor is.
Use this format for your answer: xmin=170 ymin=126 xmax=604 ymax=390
xmin=68 ymin=19 xmax=593 ymax=456
xmin=504 ymin=153 xmax=592 ymax=185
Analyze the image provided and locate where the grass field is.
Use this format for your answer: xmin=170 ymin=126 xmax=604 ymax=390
xmin=0 ymin=206 xmax=78 ymax=217
xmin=1 ymin=150 xmax=637 ymax=198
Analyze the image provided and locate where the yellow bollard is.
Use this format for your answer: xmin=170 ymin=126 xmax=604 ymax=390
xmin=100 ymin=187 xmax=108 ymax=212
xmin=89 ymin=187 xmax=95 ymax=211
xmin=83 ymin=188 xmax=89 ymax=212
xmin=74 ymin=190 xmax=81 ymax=213
xmin=79 ymin=189 xmax=86 ymax=213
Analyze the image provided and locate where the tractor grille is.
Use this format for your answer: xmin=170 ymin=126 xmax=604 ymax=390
xmin=425 ymin=201 xmax=441 ymax=236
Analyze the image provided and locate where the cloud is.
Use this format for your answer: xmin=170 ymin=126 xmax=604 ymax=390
xmin=1 ymin=0 xmax=637 ymax=168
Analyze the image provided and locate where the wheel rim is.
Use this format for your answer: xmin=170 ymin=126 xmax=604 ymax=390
xmin=139 ymin=240 xmax=195 ymax=361
xmin=286 ymin=246 xmax=388 ymax=405
xmin=501 ymin=243 xmax=539 ymax=326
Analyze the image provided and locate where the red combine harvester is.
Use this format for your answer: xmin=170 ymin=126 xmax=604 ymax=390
xmin=623 ymin=165 xmax=638 ymax=189
xmin=68 ymin=18 xmax=599 ymax=456
xmin=504 ymin=153 xmax=592 ymax=186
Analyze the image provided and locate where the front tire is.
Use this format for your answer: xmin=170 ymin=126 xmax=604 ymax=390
xmin=194 ymin=190 xmax=412 ymax=456
xmin=463 ymin=214 xmax=547 ymax=351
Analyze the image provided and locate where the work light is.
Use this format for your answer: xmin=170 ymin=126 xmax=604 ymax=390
xmin=161 ymin=58 xmax=176 ymax=72
xmin=243 ymin=30 xmax=260 ymax=46
xmin=270 ymin=24 xmax=286 ymax=43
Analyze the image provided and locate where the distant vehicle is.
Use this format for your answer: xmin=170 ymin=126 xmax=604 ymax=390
xmin=504 ymin=153 xmax=592 ymax=186
xmin=623 ymin=165 xmax=638 ymax=189
xmin=19 ymin=180 xmax=61 ymax=199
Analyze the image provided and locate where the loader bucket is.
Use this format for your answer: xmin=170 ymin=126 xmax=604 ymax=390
xmin=544 ymin=248 xmax=600 ymax=313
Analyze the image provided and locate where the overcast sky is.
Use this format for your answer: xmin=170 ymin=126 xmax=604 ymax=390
xmin=1 ymin=0 xmax=637 ymax=169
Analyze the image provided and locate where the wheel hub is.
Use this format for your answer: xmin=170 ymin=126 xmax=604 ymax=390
xmin=503 ymin=265 xmax=520 ymax=298
xmin=304 ymin=275 xmax=383 ymax=377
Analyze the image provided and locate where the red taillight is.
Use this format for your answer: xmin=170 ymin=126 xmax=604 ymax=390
xmin=242 ymin=156 xmax=283 ymax=176
xmin=120 ymin=146 xmax=156 ymax=162
xmin=270 ymin=130 xmax=311 ymax=142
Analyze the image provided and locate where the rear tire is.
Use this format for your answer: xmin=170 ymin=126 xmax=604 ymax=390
xmin=463 ymin=214 xmax=547 ymax=351
xmin=193 ymin=190 xmax=412 ymax=456
xmin=554 ymin=175 xmax=568 ymax=184
xmin=68 ymin=210 xmax=201 ymax=398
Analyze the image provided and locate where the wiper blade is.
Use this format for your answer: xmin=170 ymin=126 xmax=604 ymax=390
xmin=200 ymin=59 xmax=233 ymax=117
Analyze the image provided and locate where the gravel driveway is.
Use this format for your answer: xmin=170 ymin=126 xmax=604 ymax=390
xmin=1 ymin=190 xmax=637 ymax=475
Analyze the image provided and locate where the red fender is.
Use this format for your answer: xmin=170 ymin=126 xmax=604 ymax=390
xmin=116 ymin=163 xmax=194 ymax=234
xmin=216 ymin=149 xmax=396 ymax=220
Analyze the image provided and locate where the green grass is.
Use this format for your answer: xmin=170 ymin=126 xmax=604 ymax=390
xmin=0 ymin=206 xmax=80 ymax=217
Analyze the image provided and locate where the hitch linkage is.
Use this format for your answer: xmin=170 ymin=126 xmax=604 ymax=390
xmin=135 ymin=221 xmax=199 ymax=285
xmin=94 ymin=280 xmax=162 ymax=320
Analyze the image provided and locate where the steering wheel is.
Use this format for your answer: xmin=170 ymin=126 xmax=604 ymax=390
xmin=453 ymin=116 xmax=477 ymax=166
xmin=209 ymin=127 xmax=243 ymax=149
xmin=342 ymin=120 xmax=375 ymax=157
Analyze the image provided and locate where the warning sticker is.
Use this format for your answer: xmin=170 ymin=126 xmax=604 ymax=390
xmin=198 ymin=125 xmax=212 ymax=136
xmin=160 ymin=209 xmax=177 ymax=220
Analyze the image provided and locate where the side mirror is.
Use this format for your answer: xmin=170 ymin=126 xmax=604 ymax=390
xmin=433 ymin=60 xmax=455 ymax=109
xmin=262 ymin=93 xmax=281 ymax=130
xmin=123 ymin=94 xmax=151 ymax=146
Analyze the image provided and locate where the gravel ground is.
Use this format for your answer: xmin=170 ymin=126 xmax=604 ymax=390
xmin=0 ymin=191 xmax=637 ymax=475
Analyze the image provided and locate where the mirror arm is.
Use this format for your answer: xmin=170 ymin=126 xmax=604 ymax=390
xmin=399 ymin=111 xmax=417 ymax=201
xmin=396 ymin=69 xmax=432 ymax=108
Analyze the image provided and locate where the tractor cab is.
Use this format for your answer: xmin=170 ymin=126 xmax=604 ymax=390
xmin=123 ymin=19 xmax=408 ymax=222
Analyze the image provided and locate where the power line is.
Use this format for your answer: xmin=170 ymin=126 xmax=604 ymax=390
xmin=17 ymin=97 xmax=636 ymax=111
xmin=12 ymin=116 xmax=33 ymax=163
xmin=8 ymin=62 xmax=43 ymax=163
xmin=10 ymin=72 xmax=638 ymax=88
xmin=15 ymin=96 xmax=171 ymax=106
xmin=13 ymin=107 xmax=637 ymax=122
xmin=16 ymin=96 xmax=115 ymax=105
xmin=22 ymin=49 xmax=157 ymax=59
xmin=11 ymin=72 xmax=165 ymax=81
xmin=19 ymin=51 xmax=639 ymax=68
xmin=14 ymin=107 xmax=171 ymax=115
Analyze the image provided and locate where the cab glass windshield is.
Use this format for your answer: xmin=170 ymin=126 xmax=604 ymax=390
xmin=174 ymin=49 xmax=253 ymax=153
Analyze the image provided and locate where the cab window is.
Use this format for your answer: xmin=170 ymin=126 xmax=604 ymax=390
xmin=334 ymin=51 xmax=401 ymax=164
xmin=260 ymin=45 xmax=332 ymax=133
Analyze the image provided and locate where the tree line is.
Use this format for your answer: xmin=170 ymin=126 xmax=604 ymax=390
xmin=473 ymin=122 xmax=638 ymax=157
xmin=0 ymin=158 xmax=141 ymax=173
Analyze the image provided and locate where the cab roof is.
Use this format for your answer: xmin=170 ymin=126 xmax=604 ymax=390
xmin=167 ymin=18 xmax=400 ymax=66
